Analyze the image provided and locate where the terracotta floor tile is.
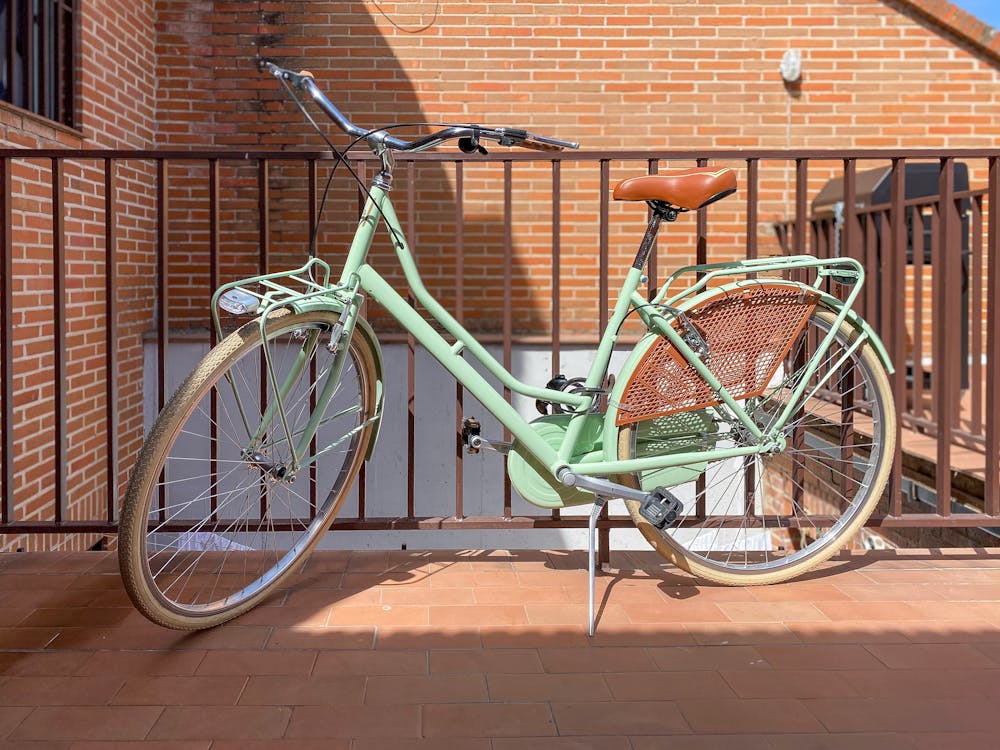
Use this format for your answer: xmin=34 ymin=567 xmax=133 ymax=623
xmin=11 ymin=706 xmax=163 ymax=741
xmin=747 ymin=583 xmax=855 ymax=603
xmin=720 ymin=669 xmax=859 ymax=699
xmin=586 ymin=624 xmax=695 ymax=647
xmin=686 ymin=623 xmax=801 ymax=646
xmin=604 ymin=670 xmax=735 ymax=701
xmin=621 ymin=600 xmax=730 ymax=624
xmin=765 ymin=733 xmax=917 ymax=750
xmin=196 ymin=649 xmax=316 ymax=675
xmin=805 ymin=697 xmax=998 ymax=733
xmin=70 ymin=742 xmax=212 ymax=750
xmin=382 ymin=586 xmax=474 ymax=606
xmin=354 ymin=739 xmax=490 ymax=750
xmin=285 ymin=705 xmax=421 ymax=739
xmin=0 ymin=651 xmax=91 ymax=676
xmin=895 ymin=620 xmax=1000 ymax=643
xmin=364 ymin=674 xmax=487 ymax=703
xmin=0 ymin=706 xmax=32 ymax=739
xmin=487 ymin=672 xmax=611 ymax=702
xmin=0 ymin=628 xmax=59 ymax=649
xmin=422 ymin=703 xmax=557 ymax=737
xmin=327 ymin=604 xmax=429 ymax=627
xmin=906 ymin=731 xmax=1000 ymax=750
xmin=211 ymin=742 xmax=347 ymax=750
xmin=718 ymin=601 xmax=829 ymax=623
xmin=227 ymin=605 xmax=332 ymax=627
xmin=238 ymin=674 xmax=365 ymax=705
xmin=865 ymin=642 xmax=999 ymax=670
xmin=755 ymin=644 xmax=887 ymax=671
xmin=525 ymin=603 xmax=629 ymax=627
xmin=48 ymin=625 xmax=270 ymax=651
xmin=479 ymin=625 xmax=590 ymax=649
xmin=834 ymin=583 xmax=945 ymax=602
xmin=539 ymin=647 xmax=657 ymax=674
xmin=784 ymin=620 xmax=913 ymax=644
xmin=79 ymin=650 xmax=207 ymax=676
xmin=493 ymin=738 xmax=632 ymax=750
xmin=656 ymin=583 xmax=759 ymax=603
xmin=18 ymin=606 xmax=144 ymax=628
xmin=374 ymin=627 xmax=482 ymax=650
xmin=111 ymin=675 xmax=248 ymax=705
xmin=265 ymin=626 xmax=375 ymax=650
xmin=430 ymin=648 xmax=543 ymax=674
xmin=679 ymin=698 xmax=824 ymax=733
xmin=148 ymin=705 xmax=291 ymax=740
xmin=283 ymin=587 xmax=380 ymax=609
xmin=631 ymin=736 xmax=774 ymax=750
xmin=552 ymin=700 xmax=689 ymax=735
xmin=648 ymin=645 xmax=769 ymax=672
xmin=312 ymin=649 xmax=427 ymax=676
xmin=837 ymin=668 xmax=1000 ymax=698
xmin=0 ymin=675 xmax=125 ymax=705
xmin=475 ymin=585 xmax=575 ymax=605
xmin=428 ymin=604 xmax=527 ymax=627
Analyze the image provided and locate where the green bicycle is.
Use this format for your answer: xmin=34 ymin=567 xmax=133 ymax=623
xmin=119 ymin=62 xmax=896 ymax=631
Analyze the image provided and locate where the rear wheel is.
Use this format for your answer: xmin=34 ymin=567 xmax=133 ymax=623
xmin=618 ymin=307 xmax=895 ymax=585
xmin=119 ymin=309 xmax=379 ymax=629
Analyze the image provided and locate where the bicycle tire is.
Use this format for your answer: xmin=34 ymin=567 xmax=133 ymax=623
xmin=618 ymin=306 xmax=895 ymax=585
xmin=119 ymin=308 xmax=379 ymax=629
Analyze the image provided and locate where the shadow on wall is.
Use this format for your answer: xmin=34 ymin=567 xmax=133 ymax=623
xmin=159 ymin=1 xmax=551 ymax=338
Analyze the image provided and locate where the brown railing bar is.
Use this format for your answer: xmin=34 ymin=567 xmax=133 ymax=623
xmin=39 ymin=0 xmax=50 ymax=116
xmin=156 ymin=160 xmax=168 ymax=413
xmin=842 ymin=157 xmax=858 ymax=266
xmin=305 ymin=159 xmax=320 ymax=521
xmin=746 ymin=158 xmax=758 ymax=261
xmin=104 ymin=159 xmax=119 ymax=522
xmin=454 ymin=161 xmax=464 ymax=521
xmin=4 ymin=2 xmax=14 ymax=115
xmin=934 ymin=158 xmax=956 ymax=512
xmin=503 ymin=159 xmax=513 ymax=519
xmin=696 ymin=158 xmax=708 ymax=267
xmin=21 ymin=0 xmax=32 ymax=111
xmin=208 ymin=160 xmax=220 ymax=521
xmin=971 ymin=195 xmax=984 ymax=436
xmin=888 ymin=159 xmax=906 ymax=515
xmin=794 ymin=159 xmax=808 ymax=255
xmin=0 ymin=157 xmax=11 ymax=526
xmin=551 ymin=160 xmax=561 ymax=375
xmin=598 ymin=159 xmax=611 ymax=563
xmin=407 ymin=163 xmax=416 ymax=520
xmin=51 ymin=158 xmax=66 ymax=522
xmin=913 ymin=208 xmax=927 ymax=422
xmin=550 ymin=160 xmax=561 ymax=522
xmin=987 ymin=157 xmax=1000 ymax=513
xmin=354 ymin=160 xmax=366 ymax=518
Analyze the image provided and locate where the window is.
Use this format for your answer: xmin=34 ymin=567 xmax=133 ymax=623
xmin=0 ymin=0 xmax=75 ymax=127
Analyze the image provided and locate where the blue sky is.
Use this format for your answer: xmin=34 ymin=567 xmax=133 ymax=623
xmin=950 ymin=0 xmax=1000 ymax=28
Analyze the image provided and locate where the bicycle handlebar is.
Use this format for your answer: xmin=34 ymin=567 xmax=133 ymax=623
xmin=259 ymin=60 xmax=580 ymax=154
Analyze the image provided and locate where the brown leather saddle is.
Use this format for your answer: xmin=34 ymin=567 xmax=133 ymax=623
xmin=613 ymin=167 xmax=737 ymax=211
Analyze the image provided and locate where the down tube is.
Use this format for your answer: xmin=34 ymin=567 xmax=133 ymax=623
xmin=355 ymin=264 xmax=563 ymax=475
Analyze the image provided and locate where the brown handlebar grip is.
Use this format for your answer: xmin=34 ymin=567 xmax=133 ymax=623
xmin=298 ymin=70 xmax=315 ymax=79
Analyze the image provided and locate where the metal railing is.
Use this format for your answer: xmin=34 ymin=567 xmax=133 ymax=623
xmin=2 ymin=147 xmax=999 ymax=547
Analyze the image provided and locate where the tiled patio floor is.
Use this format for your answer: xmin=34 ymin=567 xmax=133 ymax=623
xmin=2 ymin=548 xmax=1000 ymax=748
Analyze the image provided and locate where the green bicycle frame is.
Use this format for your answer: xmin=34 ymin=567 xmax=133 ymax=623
xmin=220 ymin=178 xmax=890 ymax=506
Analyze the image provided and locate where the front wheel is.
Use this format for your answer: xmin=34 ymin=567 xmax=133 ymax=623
xmin=618 ymin=307 xmax=895 ymax=586
xmin=119 ymin=308 xmax=379 ymax=629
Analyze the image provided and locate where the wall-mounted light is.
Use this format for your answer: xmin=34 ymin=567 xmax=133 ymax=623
xmin=780 ymin=49 xmax=802 ymax=83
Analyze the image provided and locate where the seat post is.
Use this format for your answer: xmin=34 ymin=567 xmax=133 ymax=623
xmin=631 ymin=203 xmax=674 ymax=271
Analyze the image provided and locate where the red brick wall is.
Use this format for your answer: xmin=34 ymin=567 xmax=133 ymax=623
xmin=151 ymin=0 xmax=1000 ymax=337
xmin=0 ymin=0 xmax=158 ymax=551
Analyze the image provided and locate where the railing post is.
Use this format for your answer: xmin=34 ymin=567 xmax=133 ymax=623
xmin=934 ymin=158 xmax=958 ymax=514
xmin=986 ymin=157 xmax=1000 ymax=514
xmin=1 ymin=157 xmax=12 ymax=527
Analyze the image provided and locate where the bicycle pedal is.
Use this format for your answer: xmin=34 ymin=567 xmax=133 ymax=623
xmin=638 ymin=487 xmax=684 ymax=529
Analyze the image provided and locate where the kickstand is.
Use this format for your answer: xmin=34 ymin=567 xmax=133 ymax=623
xmin=587 ymin=496 xmax=607 ymax=637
